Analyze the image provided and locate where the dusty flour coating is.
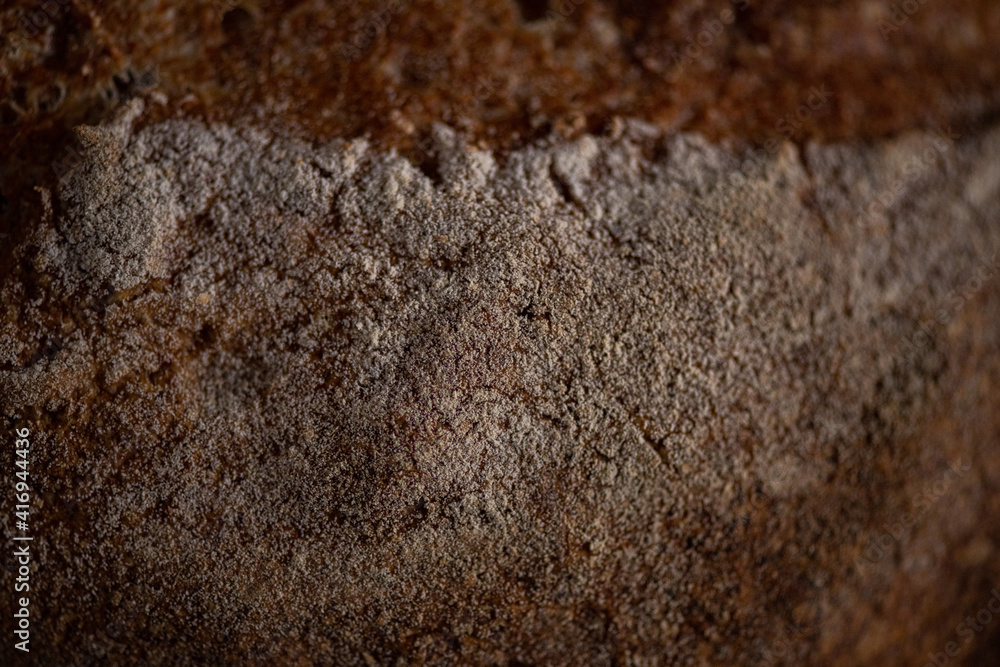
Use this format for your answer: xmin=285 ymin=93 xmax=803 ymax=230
xmin=2 ymin=101 xmax=1000 ymax=665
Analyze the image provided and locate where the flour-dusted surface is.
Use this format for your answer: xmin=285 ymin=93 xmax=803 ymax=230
xmin=2 ymin=103 xmax=1000 ymax=665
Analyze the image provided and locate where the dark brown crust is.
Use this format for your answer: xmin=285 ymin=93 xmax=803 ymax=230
xmin=3 ymin=0 xmax=1000 ymax=148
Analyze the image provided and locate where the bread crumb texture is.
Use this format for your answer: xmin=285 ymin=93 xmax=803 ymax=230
xmin=3 ymin=103 xmax=1000 ymax=665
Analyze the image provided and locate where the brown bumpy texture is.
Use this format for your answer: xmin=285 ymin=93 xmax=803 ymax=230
xmin=2 ymin=1 xmax=1000 ymax=666
xmin=2 ymin=101 xmax=1000 ymax=665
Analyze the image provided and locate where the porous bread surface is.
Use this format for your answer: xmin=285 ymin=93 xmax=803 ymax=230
xmin=4 ymin=0 xmax=1000 ymax=175
xmin=2 ymin=104 xmax=1000 ymax=665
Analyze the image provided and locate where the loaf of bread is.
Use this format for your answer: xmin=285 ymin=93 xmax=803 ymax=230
xmin=2 ymin=1 xmax=999 ymax=665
